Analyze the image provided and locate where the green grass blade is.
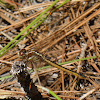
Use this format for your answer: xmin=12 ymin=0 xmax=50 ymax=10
xmin=0 ymin=0 xmax=71 ymax=57
xmin=37 ymin=85 xmax=62 ymax=100
xmin=59 ymin=56 xmax=98 ymax=65
xmin=0 ymin=75 xmax=12 ymax=80
xmin=0 ymin=0 xmax=59 ymax=55
xmin=0 ymin=16 xmax=47 ymax=57
xmin=49 ymin=90 xmax=62 ymax=100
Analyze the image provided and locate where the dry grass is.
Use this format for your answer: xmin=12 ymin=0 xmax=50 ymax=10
xmin=0 ymin=0 xmax=100 ymax=100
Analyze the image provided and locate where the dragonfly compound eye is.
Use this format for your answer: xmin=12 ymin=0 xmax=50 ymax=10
xmin=19 ymin=49 xmax=27 ymax=56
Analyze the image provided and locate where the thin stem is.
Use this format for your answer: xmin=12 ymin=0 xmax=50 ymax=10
xmin=0 ymin=0 xmax=59 ymax=55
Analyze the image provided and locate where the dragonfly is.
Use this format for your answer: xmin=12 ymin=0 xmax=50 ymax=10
xmin=19 ymin=49 xmax=85 ymax=79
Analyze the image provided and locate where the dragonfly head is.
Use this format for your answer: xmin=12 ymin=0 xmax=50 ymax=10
xmin=19 ymin=49 xmax=27 ymax=58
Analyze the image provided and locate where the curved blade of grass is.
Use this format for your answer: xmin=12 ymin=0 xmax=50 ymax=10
xmin=0 ymin=0 xmax=71 ymax=57
xmin=37 ymin=85 xmax=62 ymax=100
xmin=0 ymin=0 xmax=59 ymax=55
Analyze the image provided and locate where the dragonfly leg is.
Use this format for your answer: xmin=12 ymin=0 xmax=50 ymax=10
xmin=31 ymin=62 xmax=42 ymax=86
